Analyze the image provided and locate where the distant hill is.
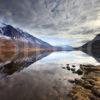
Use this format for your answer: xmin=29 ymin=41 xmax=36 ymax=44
xmin=53 ymin=45 xmax=74 ymax=51
xmin=76 ymin=34 xmax=100 ymax=62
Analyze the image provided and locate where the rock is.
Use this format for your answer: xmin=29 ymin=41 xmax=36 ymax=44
xmin=74 ymin=79 xmax=80 ymax=84
xmin=67 ymin=66 xmax=70 ymax=70
xmin=89 ymin=95 xmax=97 ymax=100
xmin=68 ymin=80 xmax=75 ymax=84
xmin=92 ymin=87 xmax=100 ymax=97
xmin=72 ymin=95 xmax=88 ymax=100
xmin=74 ymin=79 xmax=84 ymax=85
xmin=81 ymin=77 xmax=87 ymax=80
xmin=94 ymin=81 xmax=100 ymax=86
xmin=84 ymin=67 xmax=100 ymax=72
xmin=62 ymin=67 xmax=66 ymax=69
xmin=90 ymin=77 xmax=100 ymax=81
xmin=80 ymin=66 xmax=84 ymax=71
xmin=71 ymin=68 xmax=75 ymax=72
xmin=85 ymin=64 xmax=95 ymax=68
xmin=84 ymin=83 xmax=92 ymax=89
xmin=72 ymin=65 xmax=75 ymax=67
xmin=86 ymin=79 xmax=95 ymax=85
xmin=66 ymin=64 xmax=69 ymax=66
xmin=72 ymin=95 xmax=78 ymax=100
xmin=76 ymin=69 xmax=83 ymax=75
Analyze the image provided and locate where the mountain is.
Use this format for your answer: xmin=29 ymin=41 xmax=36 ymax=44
xmin=0 ymin=24 xmax=75 ymax=52
xmin=0 ymin=24 xmax=53 ymax=51
xmin=77 ymin=34 xmax=100 ymax=62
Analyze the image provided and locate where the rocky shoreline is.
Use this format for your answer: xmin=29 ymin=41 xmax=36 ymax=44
xmin=67 ymin=64 xmax=100 ymax=100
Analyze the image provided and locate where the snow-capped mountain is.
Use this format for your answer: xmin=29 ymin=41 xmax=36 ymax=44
xmin=0 ymin=24 xmax=53 ymax=50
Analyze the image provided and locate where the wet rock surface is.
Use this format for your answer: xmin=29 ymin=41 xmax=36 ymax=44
xmin=67 ymin=64 xmax=100 ymax=100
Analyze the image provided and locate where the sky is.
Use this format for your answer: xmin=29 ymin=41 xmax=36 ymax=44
xmin=0 ymin=0 xmax=100 ymax=46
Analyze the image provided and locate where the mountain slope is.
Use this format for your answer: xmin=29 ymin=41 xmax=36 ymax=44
xmin=77 ymin=34 xmax=100 ymax=62
xmin=0 ymin=24 xmax=53 ymax=50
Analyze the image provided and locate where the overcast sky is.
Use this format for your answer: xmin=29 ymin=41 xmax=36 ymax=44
xmin=0 ymin=0 xmax=100 ymax=46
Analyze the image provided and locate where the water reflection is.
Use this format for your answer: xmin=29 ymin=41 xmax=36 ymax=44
xmin=0 ymin=50 xmax=52 ymax=75
xmin=80 ymin=34 xmax=100 ymax=62
xmin=0 ymin=46 xmax=100 ymax=100
xmin=0 ymin=49 xmax=100 ymax=75
xmin=0 ymin=66 xmax=80 ymax=100
xmin=82 ymin=47 xmax=100 ymax=63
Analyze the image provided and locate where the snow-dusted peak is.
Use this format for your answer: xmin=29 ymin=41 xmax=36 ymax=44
xmin=0 ymin=23 xmax=7 ymax=28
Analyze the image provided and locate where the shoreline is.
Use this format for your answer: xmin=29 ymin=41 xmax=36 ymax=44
xmin=67 ymin=64 xmax=100 ymax=100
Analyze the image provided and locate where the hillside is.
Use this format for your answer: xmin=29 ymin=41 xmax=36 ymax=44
xmin=0 ymin=24 xmax=53 ymax=51
xmin=77 ymin=34 xmax=100 ymax=62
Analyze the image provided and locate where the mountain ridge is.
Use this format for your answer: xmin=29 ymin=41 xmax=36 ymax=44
xmin=75 ymin=33 xmax=100 ymax=62
xmin=0 ymin=24 xmax=53 ymax=51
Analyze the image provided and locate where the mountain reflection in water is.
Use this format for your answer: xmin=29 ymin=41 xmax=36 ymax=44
xmin=0 ymin=50 xmax=82 ymax=100
xmin=0 ymin=50 xmax=52 ymax=75
xmin=79 ymin=34 xmax=100 ymax=63
xmin=1 ymin=45 xmax=100 ymax=75
xmin=0 ymin=46 xmax=100 ymax=100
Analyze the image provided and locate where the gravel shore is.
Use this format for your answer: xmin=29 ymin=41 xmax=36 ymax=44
xmin=67 ymin=64 xmax=100 ymax=100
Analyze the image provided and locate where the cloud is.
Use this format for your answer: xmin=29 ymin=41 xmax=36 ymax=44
xmin=0 ymin=0 xmax=100 ymax=46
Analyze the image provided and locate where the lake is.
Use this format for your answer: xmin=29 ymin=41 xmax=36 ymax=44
xmin=0 ymin=50 xmax=99 ymax=100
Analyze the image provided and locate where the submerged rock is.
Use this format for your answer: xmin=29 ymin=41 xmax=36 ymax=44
xmin=62 ymin=66 xmax=66 ymax=69
xmin=72 ymin=65 xmax=75 ymax=68
xmin=71 ymin=68 xmax=75 ymax=72
xmin=66 ymin=66 xmax=70 ymax=70
xmin=76 ymin=69 xmax=83 ymax=75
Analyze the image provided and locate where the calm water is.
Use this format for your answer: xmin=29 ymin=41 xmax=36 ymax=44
xmin=0 ymin=50 xmax=99 ymax=100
